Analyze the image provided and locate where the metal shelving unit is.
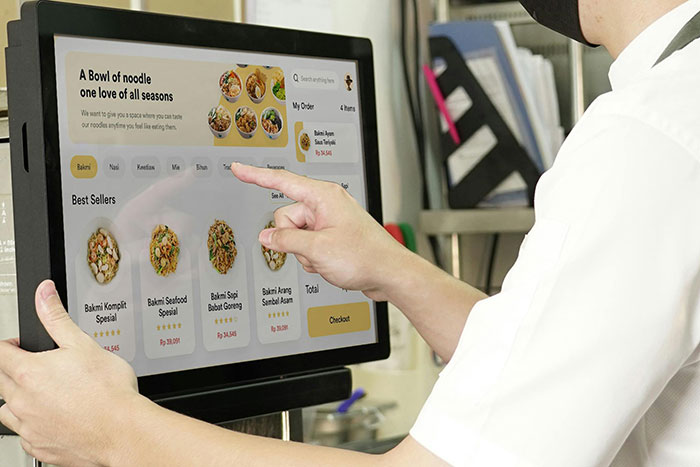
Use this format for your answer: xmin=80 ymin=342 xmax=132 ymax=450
xmin=419 ymin=208 xmax=534 ymax=279
xmin=420 ymin=207 xmax=534 ymax=235
xmin=423 ymin=1 xmax=613 ymax=279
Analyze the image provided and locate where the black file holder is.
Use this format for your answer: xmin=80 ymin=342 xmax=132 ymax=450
xmin=428 ymin=36 xmax=541 ymax=209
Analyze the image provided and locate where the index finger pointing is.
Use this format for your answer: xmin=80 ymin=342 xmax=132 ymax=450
xmin=231 ymin=163 xmax=318 ymax=203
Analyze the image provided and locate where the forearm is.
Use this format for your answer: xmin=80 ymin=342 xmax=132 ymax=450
xmin=377 ymin=248 xmax=487 ymax=362
xmin=110 ymin=395 xmax=383 ymax=467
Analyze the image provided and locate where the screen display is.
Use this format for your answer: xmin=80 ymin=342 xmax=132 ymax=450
xmin=53 ymin=35 xmax=376 ymax=377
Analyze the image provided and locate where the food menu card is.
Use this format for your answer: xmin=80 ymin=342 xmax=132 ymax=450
xmin=53 ymin=35 xmax=375 ymax=377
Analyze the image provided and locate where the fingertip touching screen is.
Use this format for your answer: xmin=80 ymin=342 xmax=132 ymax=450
xmin=53 ymin=35 xmax=377 ymax=378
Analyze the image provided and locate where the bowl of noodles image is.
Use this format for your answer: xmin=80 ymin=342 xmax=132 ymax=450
xmin=260 ymin=220 xmax=287 ymax=271
xmin=271 ymin=72 xmax=286 ymax=105
xmin=219 ymin=70 xmax=242 ymax=103
xmin=86 ymin=225 xmax=120 ymax=285
xmin=246 ymin=69 xmax=267 ymax=104
xmin=261 ymin=107 xmax=283 ymax=140
xmin=208 ymin=105 xmax=232 ymax=138
xmin=149 ymin=224 xmax=180 ymax=277
xmin=235 ymin=106 xmax=258 ymax=139
xmin=207 ymin=219 xmax=238 ymax=274
xmin=298 ymin=131 xmax=311 ymax=152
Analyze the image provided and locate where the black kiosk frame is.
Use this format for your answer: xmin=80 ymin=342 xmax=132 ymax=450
xmin=6 ymin=0 xmax=388 ymax=424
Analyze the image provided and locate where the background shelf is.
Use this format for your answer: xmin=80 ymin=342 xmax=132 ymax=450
xmin=419 ymin=208 xmax=535 ymax=235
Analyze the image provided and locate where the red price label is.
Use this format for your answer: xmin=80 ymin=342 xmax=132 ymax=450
xmin=159 ymin=337 xmax=181 ymax=347
xmin=314 ymin=149 xmax=333 ymax=157
xmin=103 ymin=344 xmax=120 ymax=353
xmin=216 ymin=330 xmax=238 ymax=340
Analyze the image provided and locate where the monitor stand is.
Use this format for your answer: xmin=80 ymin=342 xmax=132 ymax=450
xmin=2 ymin=367 xmax=350 ymax=444
xmin=150 ymin=367 xmax=352 ymax=426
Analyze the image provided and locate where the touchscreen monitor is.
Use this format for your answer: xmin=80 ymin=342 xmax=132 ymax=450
xmin=7 ymin=1 xmax=387 ymax=399
xmin=54 ymin=35 xmax=379 ymax=377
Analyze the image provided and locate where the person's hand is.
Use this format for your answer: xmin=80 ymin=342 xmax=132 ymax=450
xmin=232 ymin=163 xmax=408 ymax=301
xmin=0 ymin=280 xmax=141 ymax=466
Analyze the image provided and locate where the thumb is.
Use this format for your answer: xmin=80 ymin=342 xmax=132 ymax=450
xmin=260 ymin=227 xmax=317 ymax=257
xmin=35 ymin=280 xmax=85 ymax=348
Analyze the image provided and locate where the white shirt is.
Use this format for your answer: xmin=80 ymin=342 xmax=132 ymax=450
xmin=410 ymin=1 xmax=700 ymax=466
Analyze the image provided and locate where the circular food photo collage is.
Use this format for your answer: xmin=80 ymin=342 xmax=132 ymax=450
xmin=208 ymin=66 xmax=286 ymax=142
xmin=84 ymin=218 xmax=293 ymax=284
xmin=84 ymin=219 xmax=245 ymax=284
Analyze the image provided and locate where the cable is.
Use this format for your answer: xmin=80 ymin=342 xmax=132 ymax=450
xmin=411 ymin=0 xmax=425 ymax=157
xmin=400 ymin=0 xmax=443 ymax=268
xmin=400 ymin=0 xmax=420 ymax=152
xmin=485 ymin=234 xmax=499 ymax=295
xmin=400 ymin=0 xmax=426 ymax=185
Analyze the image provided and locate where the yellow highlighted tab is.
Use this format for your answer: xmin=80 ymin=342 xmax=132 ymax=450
xmin=70 ymin=155 xmax=97 ymax=178
xmin=307 ymin=302 xmax=370 ymax=338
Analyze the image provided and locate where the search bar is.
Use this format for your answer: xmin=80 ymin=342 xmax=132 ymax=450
xmin=291 ymin=69 xmax=339 ymax=90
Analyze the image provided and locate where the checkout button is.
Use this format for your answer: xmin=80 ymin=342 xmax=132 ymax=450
xmin=307 ymin=302 xmax=370 ymax=338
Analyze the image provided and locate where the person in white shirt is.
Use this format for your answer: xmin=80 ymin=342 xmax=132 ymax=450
xmin=2 ymin=0 xmax=700 ymax=465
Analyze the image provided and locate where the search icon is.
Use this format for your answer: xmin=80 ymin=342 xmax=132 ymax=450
xmin=293 ymin=73 xmax=299 ymax=82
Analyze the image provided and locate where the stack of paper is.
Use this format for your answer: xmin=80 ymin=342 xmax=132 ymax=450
xmin=495 ymin=22 xmax=564 ymax=171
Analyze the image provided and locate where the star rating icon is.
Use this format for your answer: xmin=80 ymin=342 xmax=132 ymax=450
xmin=267 ymin=312 xmax=289 ymax=319
xmin=94 ymin=329 xmax=121 ymax=339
